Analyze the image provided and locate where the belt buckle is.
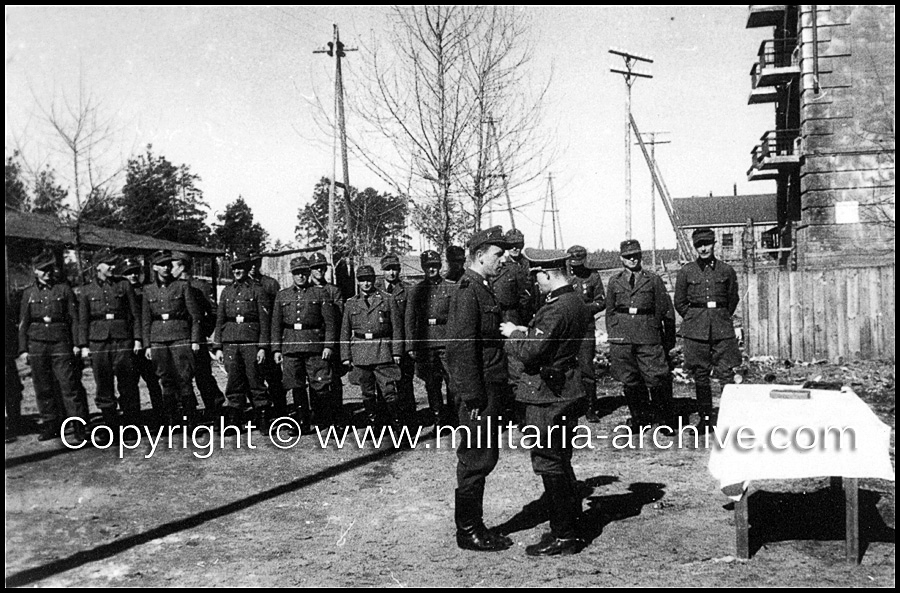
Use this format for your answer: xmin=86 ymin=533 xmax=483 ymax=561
xmin=293 ymin=323 xmax=303 ymax=330
xmin=428 ymin=318 xmax=437 ymax=326
xmin=236 ymin=315 xmax=244 ymax=324
xmin=105 ymin=313 xmax=115 ymax=320
xmin=628 ymin=307 xmax=638 ymax=315
xmin=707 ymin=302 xmax=717 ymax=309
xmin=364 ymin=332 xmax=374 ymax=340
xmin=42 ymin=316 xmax=52 ymax=323
xmin=161 ymin=313 xmax=170 ymax=320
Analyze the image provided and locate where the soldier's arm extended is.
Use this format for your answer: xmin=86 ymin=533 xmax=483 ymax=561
xmin=505 ymin=308 xmax=557 ymax=367
xmin=727 ymin=265 xmax=740 ymax=316
xmin=673 ymin=268 xmax=689 ymax=318
xmin=446 ymin=285 xmax=485 ymax=404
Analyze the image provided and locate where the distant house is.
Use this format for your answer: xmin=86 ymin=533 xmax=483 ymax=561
xmin=745 ymin=5 xmax=895 ymax=269
xmin=673 ymin=194 xmax=779 ymax=264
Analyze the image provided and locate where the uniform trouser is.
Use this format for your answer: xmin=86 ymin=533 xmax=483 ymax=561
xmin=357 ymin=363 xmax=401 ymax=410
xmin=414 ymin=348 xmax=451 ymax=415
xmin=282 ymin=353 xmax=334 ymax=423
xmin=28 ymin=340 xmax=86 ymax=425
xmin=455 ymin=382 xmax=506 ymax=498
xmin=579 ymin=323 xmax=598 ymax=402
xmin=6 ymin=355 xmax=24 ymax=422
xmin=683 ymin=337 xmax=742 ymax=390
xmin=398 ymin=353 xmax=416 ymax=415
xmin=223 ymin=344 xmax=270 ymax=410
xmin=132 ymin=351 xmax=163 ymax=418
xmin=150 ymin=340 xmax=197 ymax=418
xmin=525 ymin=398 xmax=583 ymax=538
xmin=330 ymin=357 xmax=345 ymax=419
xmin=194 ymin=343 xmax=224 ymax=412
xmin=609 ymin=343 xmax=669 ymax=422
xmin=89 ymin=339 xmax=141 ymax=417
xmin=262 ymin=356 xmax=286 ymax=413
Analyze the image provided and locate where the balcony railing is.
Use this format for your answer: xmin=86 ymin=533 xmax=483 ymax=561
xmin=748 ymin=63 xmax=778 ymax=104
xmin=754 ymin=38 xmax=800 ymax=86
xmin=746 ymin=5 xmax=787 ymax=28
xmin=748 ymin=129 xmax=801 ymax=180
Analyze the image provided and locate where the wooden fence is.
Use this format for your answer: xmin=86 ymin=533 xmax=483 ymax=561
xmin=741 ymin=265 xmax=895 ymax=362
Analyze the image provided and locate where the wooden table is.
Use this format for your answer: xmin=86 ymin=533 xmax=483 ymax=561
xmin=708 ymin=385 xmax=894 ymax=563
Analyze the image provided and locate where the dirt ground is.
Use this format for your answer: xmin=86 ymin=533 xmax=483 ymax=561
xmin=5 ymin=356 xmax=895 ymax=587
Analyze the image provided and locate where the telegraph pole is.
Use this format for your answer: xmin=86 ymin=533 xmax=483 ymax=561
xmin=636 ymin=132 xmax=670 ymax=269
xmin=538 ymin=173 xmax=562 ymax=249
xmin=610 ymin=48 xmax=653 ymax=240
xmin=315 ymin=25 xmax=357 ymax=264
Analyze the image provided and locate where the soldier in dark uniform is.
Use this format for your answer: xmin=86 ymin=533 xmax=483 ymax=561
xmin=674 ymin=228 xmax=741 ymax=430
xmin=605 ymin=240 xmax=676 ymax=431
xmin=119 ymin=257 xmax=164 ymax=424
xmin=492 ymin=229 xmax=534 ymax=326
xmin=308 ymin=252 xmax=346 ymax=425
xmin=341 ymin=265 xmax=403 ymax=427
xmin=375 ymin=254 xmax=414 ymax=421
xmin=18 ymin=252 xmax=87 ymax=442
xmin=249 ymin=252 xmax=285 ymax=416
xmin=444 ymin=245 xmax=467 ymax=283
xmin=501 ymin=248 xmax=591 ymax=556
xmin=566 ymin=245 xmax=606 ymax=423
xmin=446 ymin=225 xmax=514 ymax=552
xmin=172 ymin=251 xmax=224 ymax=421
xmin=213 ymin=253 xmax=272 ymax=431
xmin=405 ymin=250 xmax=454 ymax=428
xmin=272 ymin=256 xmax=337 ymax=430
xmin=142 ymin=250 xmax=202 ymax=428
xmin=79 ymin=250 xmax=142 ymax=438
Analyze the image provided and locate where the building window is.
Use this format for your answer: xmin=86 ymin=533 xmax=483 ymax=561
xmin=722 ymin=233 xmax=734 ymax=248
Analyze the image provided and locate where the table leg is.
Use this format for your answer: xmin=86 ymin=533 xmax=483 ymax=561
xmin=735 ymin=493 xmax=750 ymax=559
xmin=845 ymin=477 xmax=859 ymax=564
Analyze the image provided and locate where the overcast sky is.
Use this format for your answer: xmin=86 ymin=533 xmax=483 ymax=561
xmin=5 ymin=6 xmax=776 ymax=252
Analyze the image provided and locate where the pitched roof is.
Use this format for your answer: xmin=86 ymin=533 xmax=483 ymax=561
xmin=5 ymin=209 xmax=222 ymax=255
xmin=673 ymin=194 xmax=777 ymax=228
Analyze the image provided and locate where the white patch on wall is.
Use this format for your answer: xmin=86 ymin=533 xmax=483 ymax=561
xmin=834 ymin=201 xmax=860 ymax=224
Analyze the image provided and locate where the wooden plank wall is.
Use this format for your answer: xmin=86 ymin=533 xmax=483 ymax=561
xmin=741 ymin=265 xmax=895 ymax=362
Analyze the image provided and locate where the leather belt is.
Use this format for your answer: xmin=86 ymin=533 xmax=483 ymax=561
xmin=284 ymin=323 xmax=321 ymax=330
xmin=33 ymin=317 xmax=67 ymax=324
xmin=615 ymin=306 xmax=653 ymax=315
xmin=689 ymin=301 xmax=726 ymax=309
xmin=227 ymin=316 xmax=259 ymax=323
xmin=354 ymin=331 xmax=389 ymax=340
xmin=91 ymin=313 xmax=122 ymax=321
xmin=152 ymin=313 xmax=185 ymax=321
xmin=427 ymin=319 xmax=447 ymax=326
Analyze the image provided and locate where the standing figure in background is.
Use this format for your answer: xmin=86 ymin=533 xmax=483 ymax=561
xmin=79 ymin=250 xmax=142 ymax=441
xmin=341 ymin=265 xmax=403 ymax=428
xmin=376 ymin=254 xmax=414 ymax=422
xmin=674 ymin=228 xmax=741 ymax=431
xmin=605 ymin=240 xmax=676 ymax=432
xmin=444 ymin=246 xmax=467 ymax=283
xmin=308 ymin=252 xmax=346 ymax=427
xmin=249 ymin=251 xmax=285 ymax=416
xmin=565 ymin=245 xmax=606 ymax=423
xmin=18 ymin=253 xmax=87 ymax=442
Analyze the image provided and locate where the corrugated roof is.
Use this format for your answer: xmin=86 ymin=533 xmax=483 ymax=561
xmin=673 ymin=194 xmax=777 ymax=228
xmin=5 ymin=209 xmax=223 ymax=255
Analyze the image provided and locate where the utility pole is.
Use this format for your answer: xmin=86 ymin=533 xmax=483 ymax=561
xmin=636 ymin=131 xmax=670 ymax=269
xmin=315 ymin=24 xmax=357 ymax=266
xmin=610 ymin=48 xmax=653 ymax=240
xmin=538 ymin=173 xmax=563 ymax=249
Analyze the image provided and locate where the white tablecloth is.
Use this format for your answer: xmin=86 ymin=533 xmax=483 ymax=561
xmin=708 ymin=384 xmax=895 ymax=495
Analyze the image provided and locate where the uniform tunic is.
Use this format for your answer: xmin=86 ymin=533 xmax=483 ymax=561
xmin=215 ymin=279 xmax=271 ymax=409
xmin=492 ymin=256 xmax=534 ymax=325
xmin=406 ymin=276 xmax=454 ymax=411
xmin=19 ymin=281 xmax=86 ymax=424
xmin=79 ymin=277 xmax=141 ymax=414
xmin=378 ymin=278 xmax=414 ymax=411
xmin=341 ymin=289 xmax=402 ymax=406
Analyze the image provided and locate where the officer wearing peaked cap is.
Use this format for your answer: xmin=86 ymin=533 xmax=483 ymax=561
xmin=79 ymin=249 xmax=142 ymax=440
xmin=447 ymin=225 xmax=514 ymax=552
xmin=444 ymin=245 xmax=467 ymax=283
xmin=492 ymin=228 xmax=533 ymax=326
xmin=605 ymin=239 xmax=676 ymax=432
xmin=565 ymin=245 xmax=606 ymax=423
xmin=18 ymin=252 xmax=88 ymax=442
xmin=675 ymin=228 xmax=741 ymax=431
xmin=272 ymin=255 xmax=337 ymax=430
xmin=341 ymin=264 xmax=404 ymax=427
xmin=502 ymin=248 xmax=591 ymax=555
xmin=406 ymin=250 xmax=455 ymax=427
